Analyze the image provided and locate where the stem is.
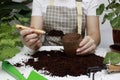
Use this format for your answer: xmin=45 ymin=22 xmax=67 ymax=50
xmin=108 ymin=0 xmax=118 ymax=17
xmin=108 ymin=0 xmax=110 ymax=4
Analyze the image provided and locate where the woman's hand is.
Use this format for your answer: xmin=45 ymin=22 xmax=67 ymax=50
xmin=20 ymin=29 xmax=42 ymax=51
xmin=76 ymin=36 xmax=96 ymax=55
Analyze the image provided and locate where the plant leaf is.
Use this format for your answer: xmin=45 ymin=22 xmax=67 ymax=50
xmin=102 ymin=14 xmax=108 ymax=24
xmin=108 ymin=12 xmax=115 ymax=20
xmin=96 ymin=4 xmax=105 ymax=15
xmin=103 ymin=52 xmax=120 ymax=65
xmin=110 ymin=16 xmax=120 ymax=29
xmin=0 ymin=47 xmax=20 ymax=61
xmin=0 ymin=23 xmax=23 ymax=61
xmin=106 ymin=0 xmax=116 ymax=10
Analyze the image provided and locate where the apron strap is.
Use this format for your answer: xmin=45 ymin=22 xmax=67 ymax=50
xmin=76 ymin=0 xmax=82 ymax=34
xmin=50 ymin=0 xmax=54 ymax=6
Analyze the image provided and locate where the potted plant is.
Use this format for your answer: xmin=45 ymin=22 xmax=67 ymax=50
xmin=96 ymin=0 xmax=120 ymax=44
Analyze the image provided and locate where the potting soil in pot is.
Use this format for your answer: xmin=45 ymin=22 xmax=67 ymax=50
xmin=23 ymin=50 xmax=105 ymax=77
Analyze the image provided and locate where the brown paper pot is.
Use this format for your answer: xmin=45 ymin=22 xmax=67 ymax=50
xmin=62 ymin=33 xmax=82 ymax=56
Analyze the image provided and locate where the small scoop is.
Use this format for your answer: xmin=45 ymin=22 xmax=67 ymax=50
xmin=2 ymin=61 xmax=47 ymax=80
xmin=16 ymin=24 xmax=64 ymax=37
xmin=16 ymin=24 xmax=46 ymax=34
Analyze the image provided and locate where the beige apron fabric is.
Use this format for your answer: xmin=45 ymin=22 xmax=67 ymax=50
xmin=42 ymin=0 xmax=86 ymax=46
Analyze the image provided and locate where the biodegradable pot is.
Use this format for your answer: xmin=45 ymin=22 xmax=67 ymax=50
xmin=62 ymin=33 xmax=82 ymax=56
xmin=113 ymin=29 xmax=120 ymax=44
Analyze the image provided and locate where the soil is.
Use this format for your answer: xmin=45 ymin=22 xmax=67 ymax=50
xmin=47 ymin=30 xmax=64 ymax=36
xmin=23 ymin=50 xmax=105 ymax=77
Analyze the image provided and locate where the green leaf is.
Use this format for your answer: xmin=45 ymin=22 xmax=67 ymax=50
xmin=0 ymin=23 xmax=23 ymax=61
xmin=0 ymin=39 xmax=16 ymax=47
xmin=102 ymin=14 xmax=108 ymax=24
xmin=103 ymin=52 xmax=120 ymax=65
xmin=0 ymin=33 xmax=6 ymax=39
xmin=106 ymin=0 xmax=116 ymax=10
xmin=115 ymin=4 xmax=120 ymax=16
xmin=96 ymin=4 xmax=105 ymax=15
xmin=110 ymin=16 xmax=120 ymax=29
xmin=0 ymin=47 xmax=20 ymax=61
xmin=107 ymin=12 xmax=115 ymax=20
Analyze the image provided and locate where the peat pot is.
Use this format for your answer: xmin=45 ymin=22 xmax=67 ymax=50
xmin=62 ymin=33 xmax=82 ymax=56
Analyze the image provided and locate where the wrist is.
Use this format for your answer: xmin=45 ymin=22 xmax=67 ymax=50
xmin=22 ymin=45 xmax=36 ymax=55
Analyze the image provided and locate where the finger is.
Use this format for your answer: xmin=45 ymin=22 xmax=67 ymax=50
xmin=30 ymin=40 xmax=41 ymax=50
xmin=24 ymin=33 xmax=38 ymax=42
xmin=79 ymin=36 xmax=90 ymax=47
xmin=77 ymin=44 xmax=96 ymax=55
xmin=78 ymin=38 xmax=95 ymax=52
xmin=80 ymin=44 xmax=96 ymax=54
xmin=27 ymin=38 xmax=39 ymax=46
xmin=20 ymin=29 xmax=34 ymax=37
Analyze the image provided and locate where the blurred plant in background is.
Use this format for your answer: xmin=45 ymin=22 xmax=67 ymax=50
xmin=0 ymin=0 xmax=32 ymax=25
xmin=0 ymin=0 xmax=32 ymax=61
xmin=0 ymin=23 xmax=22 ymax=61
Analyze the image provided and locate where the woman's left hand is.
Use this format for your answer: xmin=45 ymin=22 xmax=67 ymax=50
xmin=76 ymin=36 xmax=96 ymax=55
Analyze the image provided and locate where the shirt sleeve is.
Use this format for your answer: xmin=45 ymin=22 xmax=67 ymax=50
xmin=86 ymin=0 xmax=98 ymax=16
xmin=31 ymin=0 xmax=42 ymax=16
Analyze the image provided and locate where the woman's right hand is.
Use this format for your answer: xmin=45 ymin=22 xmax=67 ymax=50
xmin=20 ymin=29 xmax=42 ymax=51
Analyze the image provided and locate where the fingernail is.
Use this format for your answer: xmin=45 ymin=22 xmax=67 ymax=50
xmin=76 ymin=49 xmax=80 ymax=52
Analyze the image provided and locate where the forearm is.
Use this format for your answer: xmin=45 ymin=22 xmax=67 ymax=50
xmin=87 ymin=30 xmax=101 ymax=46
xmin=86 ymin=16 xmax=101 ymax=46
xmin=30 ymin=16 xmax=43 ymax=29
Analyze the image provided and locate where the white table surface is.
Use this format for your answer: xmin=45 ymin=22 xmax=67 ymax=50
xmin=0 ymin=46 xmax=120 ymax=80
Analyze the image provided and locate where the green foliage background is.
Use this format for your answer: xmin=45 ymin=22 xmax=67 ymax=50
xmin=0 ymin=23 xmax=23 ymax=61
xmin=0 ymin=0 xmax=32 ymax=61
xmin=0 ymin=0 xmax=32 ymax=24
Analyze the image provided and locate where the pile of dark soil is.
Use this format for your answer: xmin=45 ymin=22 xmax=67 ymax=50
xmin=24 ymin=50 xmax=105 ymax=77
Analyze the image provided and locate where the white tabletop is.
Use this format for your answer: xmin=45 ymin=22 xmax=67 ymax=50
xmin=0 ymin=46 xmax=120 ymax=80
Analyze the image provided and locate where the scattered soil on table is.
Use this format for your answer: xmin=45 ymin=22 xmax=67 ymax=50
xmin=23 ymin=50 xmax=105 ymax=77
xmin=14 ymin=63 xmax=23 ymax=67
